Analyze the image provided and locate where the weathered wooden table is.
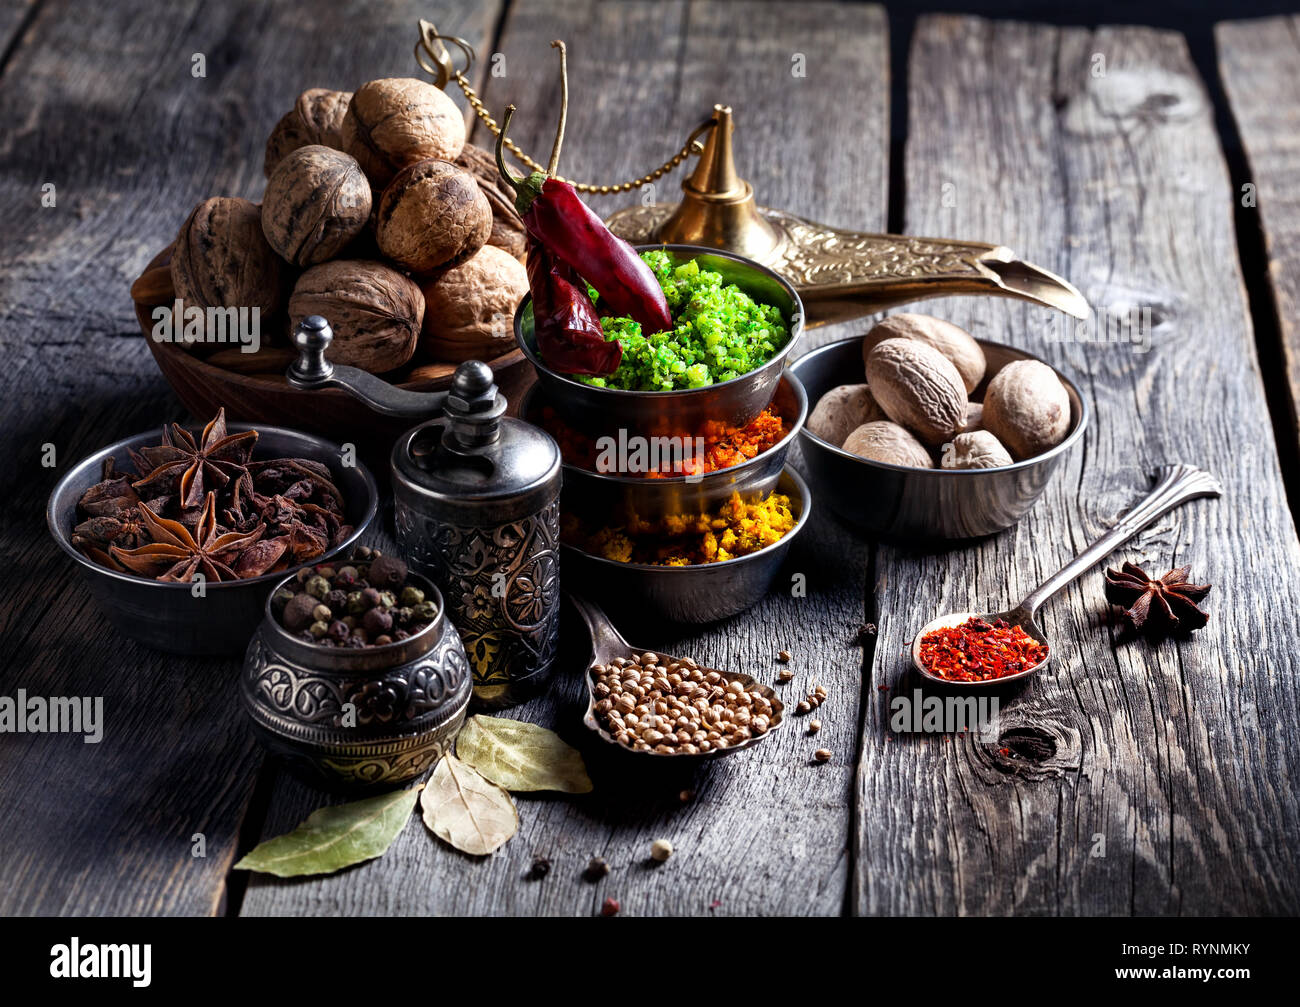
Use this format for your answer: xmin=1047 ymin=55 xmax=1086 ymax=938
xmin=3 ymin=0 xmax=1299 ymax=916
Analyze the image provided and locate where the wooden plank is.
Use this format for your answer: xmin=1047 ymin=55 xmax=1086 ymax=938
xmin=854 ymin=15 xmax=1300 ymax=915
xmin=0 ymin=0 xmax=36 ymax=70
xmin=0 ymin=0 xmax=499 ymax=915
xmin=240 ymin=0 xmax=888 ymax=917
xmin=1217 ymin=16 xmax=1300 ymax=448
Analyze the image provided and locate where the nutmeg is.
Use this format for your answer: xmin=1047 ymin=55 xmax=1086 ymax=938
xmin=171 ymin=197 xmax=285 ymax=316
xmin=455 ymin=142 xmax=527 ymax=260
xmin=864 ymin=337 xmax=967 ymax=446
xmin=863 ymin=313 xmax=986 ymax=394
xmin=842 ymin=421 xmax=935 ymax=468
xmin=421 ymin=246 xmax=529 ymax=361
xmin=262 ymin=145 xmax=372 ymax=267
xmin=341 ymin=77 xmax=466 ymax=189
xmin=288 ymin=260 xmax=423 ymax=373
xmin=264 ymin=88 xmax=352 ymax=176
xmin=376 ymin=159 xmax=491 ymax=274
xmin=981 ymin=359 xmax=1071 ymax=459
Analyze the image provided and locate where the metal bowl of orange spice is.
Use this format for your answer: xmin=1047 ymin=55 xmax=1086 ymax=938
xmin=519 ymin=371 xmax=806 ymax=525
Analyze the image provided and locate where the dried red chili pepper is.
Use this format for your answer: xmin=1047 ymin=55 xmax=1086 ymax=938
xmin=525 ymin=240 xmax=622 ymax=375
xmin=497 ymin=41 xmax=671 ymax=375
xmin=917 ymin=616 xmax=1049 ymax=682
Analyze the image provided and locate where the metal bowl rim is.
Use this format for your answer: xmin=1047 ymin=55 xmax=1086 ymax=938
xmin=561 ymin=465 xmax=812 ymax=572
xmin=790 ymin=334 xmax=1091 ymax=476
xmin=517 ymin=369 xmax=809 ymax=488
xmin=514 ymin=242 xmax=806 ymax=398
xmin=46 ymin=421 xmax=380 ymax=592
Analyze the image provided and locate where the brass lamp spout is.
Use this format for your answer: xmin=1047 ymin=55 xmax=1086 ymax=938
xmin=606 ymin=108 xmax=1090 ymax=326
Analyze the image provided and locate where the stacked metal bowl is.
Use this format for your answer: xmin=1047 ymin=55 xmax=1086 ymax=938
xmin=516 ymin=245 xmax=811 ymax=624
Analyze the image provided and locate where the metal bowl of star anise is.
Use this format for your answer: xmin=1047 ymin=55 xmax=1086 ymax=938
xmin=46 ymin=409 xmax=378 ymax=655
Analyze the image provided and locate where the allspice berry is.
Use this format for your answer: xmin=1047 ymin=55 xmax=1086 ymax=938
xmin=171 ymin=197 xmax=285 ymax=316
xmin=377 ymin=159 xmax=491 ymax=274
xmin=342 ymin=77 xmax=466 ymax=189
xmin=288 ymin=259 xmax=423 ymax=373
xmin=264 ymin=88 xmax=352 ymax=176
xmin=262 ymin=145 xmax=372 ymax=267
xmin=421 ymin=245 xmax=528 ymax=361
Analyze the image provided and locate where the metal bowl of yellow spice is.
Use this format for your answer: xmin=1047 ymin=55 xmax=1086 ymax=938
xmin=560 ymin=467 xmax=811 ymax=624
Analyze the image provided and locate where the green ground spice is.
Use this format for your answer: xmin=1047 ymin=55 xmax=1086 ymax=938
xmin=575 ymin=250 xmax=789 ymax=391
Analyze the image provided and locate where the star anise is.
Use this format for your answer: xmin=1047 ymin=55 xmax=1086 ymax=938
xmin=131 ymin=408 xmax=258 ymax=511
xmin=1104 ymin=561 xmax=1211 ymax=634
xmin=109 ymin=491 xmax=269 ymax=583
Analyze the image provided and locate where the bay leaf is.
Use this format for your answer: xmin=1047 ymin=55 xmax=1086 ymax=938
xmin=233 ymin=786 xmax=421 ymax=877
xmin=455 ymin=714 xmax=593 ymax=793
xmin=421 ymin=753 xmax=518 ymax=855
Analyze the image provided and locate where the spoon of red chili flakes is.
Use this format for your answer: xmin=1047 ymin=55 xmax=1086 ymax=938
xmin=911 ymin=465 xmax=1221 ymax=686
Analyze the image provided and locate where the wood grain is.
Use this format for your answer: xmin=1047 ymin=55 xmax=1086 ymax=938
xmin=0 ymin=0 xmax=500 ymax=915
xmin=1217 ymin=17 xmax=1300 ymax=447
xmin=854 ymin=15 xmax=1300 ymax=915
xmin=240 ymin=0 xmax=889 ymax=917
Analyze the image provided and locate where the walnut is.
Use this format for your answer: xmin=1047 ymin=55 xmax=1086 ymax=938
xmin=455 ymin=143 xmax=527 ymax=259
xmin=376 ymin=159 xmax=491 ymax=274
xmin=421 ymin=246 xmax=529 ymax=361
xmin=262 ymin=145 xmax=372 ymax=267
xmin=341 ymin=78 xmax=466 ymax=189
xmin=171 ymin=197 xmax=285 ymax=315
xmin=288 ymin=260 xmax=423 ymax=373
xmin=264 ymin=88 xmax=352 ymax=176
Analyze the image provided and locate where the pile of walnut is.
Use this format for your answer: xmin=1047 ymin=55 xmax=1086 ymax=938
xmin=807 ymin=314 xmax=1071 ymax=470
xmin=157 ymin=80 xmax=529 ymax=376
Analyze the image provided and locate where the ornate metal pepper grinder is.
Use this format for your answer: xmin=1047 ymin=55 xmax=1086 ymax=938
xmin=287 ymin=316 xmax=562 ymax=708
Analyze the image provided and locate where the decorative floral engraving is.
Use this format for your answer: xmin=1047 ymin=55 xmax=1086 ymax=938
xmin=396 ymin=498 xmax=560 ymax=701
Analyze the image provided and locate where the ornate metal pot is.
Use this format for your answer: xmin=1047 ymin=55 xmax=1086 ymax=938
xmin=286 ymin=316 xmax=562 ymax=710
xmin=241 ymin=570 xmax=471 ymax=791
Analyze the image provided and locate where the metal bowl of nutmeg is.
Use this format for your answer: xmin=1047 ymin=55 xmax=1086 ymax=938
xmin=790 ymin=315 xmax=1088 ymax=541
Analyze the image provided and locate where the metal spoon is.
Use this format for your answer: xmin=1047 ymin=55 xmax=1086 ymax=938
xmin=911 ymin=464 xmax=1222 ymax=687
xmin=566 ymin=591 xmax=785 ymax=759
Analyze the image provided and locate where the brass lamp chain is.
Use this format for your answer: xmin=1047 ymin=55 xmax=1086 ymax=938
xmin=416 ymin=21 xmax=710 ymax=194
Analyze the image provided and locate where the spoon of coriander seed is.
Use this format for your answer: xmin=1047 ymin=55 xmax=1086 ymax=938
xmin=566 ymin=591 xmax=785 ymax=759
xmin=912 ymin=464 xmax=1222 ymax=687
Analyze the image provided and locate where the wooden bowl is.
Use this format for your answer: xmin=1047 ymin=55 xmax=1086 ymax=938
xmin=131 ymin=246 xmax=529 ymax=450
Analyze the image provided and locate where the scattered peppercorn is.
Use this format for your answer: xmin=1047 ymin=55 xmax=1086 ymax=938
xmin=813 ymin=748 xmax=832 ymax=763
xmin=679 ymin=789 xmax=695 ymax=803
xmin=528 ymin=855 xmax=551 ymax=880
xmin=808 ymin=719 xmax=822 ymax=734
xmin=584 ymin=856 xmax=610 ymax=881
xmin=590 ymin=652 xmax=780 ymax=754
xmin=601 ymin=897 xmax=620 ymax=916
xmin=777 ymin=649 xmax=791 ymax=663
xmin=650 ymin=838 xmax=673 ymax=862
xmin=777 ymin=669 xmax=794 ymax=682
xmin=794 ymin=685 xmax=827 ymax=714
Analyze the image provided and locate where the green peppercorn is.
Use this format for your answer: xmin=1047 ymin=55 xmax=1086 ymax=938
xmin=378 ymin=590 xmax=397 ymax=610
xmin=413 ymin=601 xmax=439 ymax=622
xmin=309 ymin=620 xmax=329 ymax=639
xmin=312 ymin=603 xmax=332 ymax=623
xmin=296 ymin=568 xmax=314 ymax=584
xmin=305 ymin=575 xmax=331 ymax=600
xmin=395 ymin=606 xmax=415 ymax=626
xmin=271 ymin=587 xmax=296 ymax=615
xmin=374 ymin=634 xmax=393 ymax=646
xmin=400 ymin=586 xmax=425 ymax=607
xmin=346 ymin=591 xmax=366 ymax=616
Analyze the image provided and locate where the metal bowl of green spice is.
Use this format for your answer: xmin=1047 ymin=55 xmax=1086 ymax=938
xmin=515 ymin=244 xmax=804 ymax=438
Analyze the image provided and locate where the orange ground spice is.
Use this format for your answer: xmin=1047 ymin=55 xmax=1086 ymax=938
xmin=539 ymin=406 xmax=787 ymax=477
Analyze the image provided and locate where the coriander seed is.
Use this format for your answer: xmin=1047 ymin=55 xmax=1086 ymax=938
xmin=650 ymin=838 xmax=673 ymax=862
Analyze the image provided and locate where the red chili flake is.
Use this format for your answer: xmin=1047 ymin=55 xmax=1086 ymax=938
xmin=917 ymin=617 xmax=1049 ymax=682
xmin=999 ymin=747 xmax=1012 ymax=757
xmin=709 ymin=899 xmax=722 ymax=910
xmin=601 ymin=897 xmax=620 ymax=916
